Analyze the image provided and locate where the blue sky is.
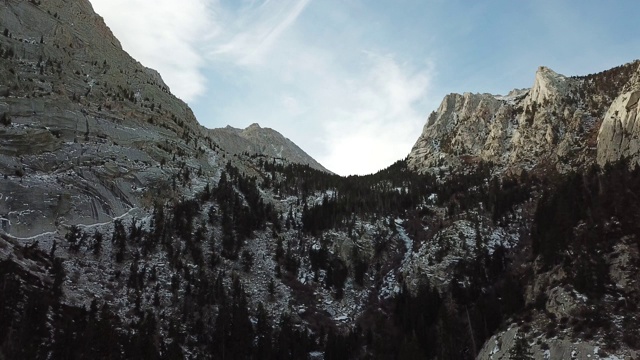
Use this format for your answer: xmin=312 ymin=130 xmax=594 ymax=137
xmin=90 ymin=0 xmax=640 ymax=175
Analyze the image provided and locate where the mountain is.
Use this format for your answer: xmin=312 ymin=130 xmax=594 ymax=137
xmin=2 ymin=1 xmax=640 ymax=359
xmin=408 ymin=62 xmax=640 ymax=174
xmin=0 ymin=0 xmax=329 ymax=238
xmin=208 ymin=123 xmax=331 ymax=173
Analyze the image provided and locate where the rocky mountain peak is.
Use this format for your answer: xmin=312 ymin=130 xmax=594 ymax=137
xmin=241 ymin=122 xmax=268 ymax=138
xmin=0 ymin=0 xmax=330 ymax=237
xmin=409 ymin=61 xmax=640 ymax=174
xmin=527 ymin=66 xmax=572 ymax=105
xmin=208 ymin=123 xmax=331 ymax=173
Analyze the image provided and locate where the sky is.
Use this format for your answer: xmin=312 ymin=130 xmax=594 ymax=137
xmin=89 ymin=0 xmax=640 ymax=176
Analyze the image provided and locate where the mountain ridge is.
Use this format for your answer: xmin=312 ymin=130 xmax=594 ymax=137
xmin=208 ymin=122 xmax=331 ymax=173
xmin=407 ymin=60 xmax=640 ymax=174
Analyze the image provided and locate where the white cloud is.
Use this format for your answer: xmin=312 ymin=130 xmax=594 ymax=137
xmin=192 ymin=1 xmax=435 ymax=175
xmin=89 ymin=0 xmax=213 ymax=102
xmin=316 ymin=54 xmax=434 ymax=175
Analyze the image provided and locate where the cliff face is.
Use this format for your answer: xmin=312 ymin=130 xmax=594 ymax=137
xmin=403 ymin=61 xmax=640 ymax=360
xmin=597 ymin=89 xmax=640 ymax=166
xmin=0 ymin=0 xmax=200 ymax=131
xmin=408 ymin=62 xmax=640 ymax=174
xmin=0 ymin=0 xmax=214 ymax=237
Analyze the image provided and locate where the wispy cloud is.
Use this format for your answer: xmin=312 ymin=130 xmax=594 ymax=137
xmin=89 ymin=0 xmax=214 ymax=102
xmin=209 ymin=0 xmax=312 ymax=66
xmin=200 ymin=44 xmax=435 ymax=175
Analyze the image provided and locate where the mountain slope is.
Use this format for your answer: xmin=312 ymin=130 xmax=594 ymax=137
xmin=0 ymin=0 xmax=212 ymax=237
xmin=0 ymin=0 xmax=329 ymax=238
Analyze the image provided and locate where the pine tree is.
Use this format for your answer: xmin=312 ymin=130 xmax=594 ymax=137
xmin=509 ymin=332 xmax=534 ymax=360
xmin=49 ymin=239 xmax=57 ymax=258
xmin=93 ymin=230 xmax=103 ymax=256
xmin=268 ymin=278 xmax=276 ymax=299
xmin=112 ymin=219 xmax=127 ymax=262
xmin=241 ymin=250 xmax=254 ymax=272
xmin=51 ymin=257 xmax=65 ymax=300
xmin=1 ymin=113 xmax=10 ymax=126
xmin=254 ymin=303 xmax=273 ymax=359
xmin=66 ymin=225 xmax=82 ymax=253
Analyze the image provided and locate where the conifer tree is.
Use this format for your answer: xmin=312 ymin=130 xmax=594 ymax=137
xmin=509 ymin=332 xmax=534 ymax=360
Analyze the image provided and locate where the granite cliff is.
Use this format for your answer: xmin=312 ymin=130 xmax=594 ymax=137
xmin=408 ymin=62 xmax=640 ymax=174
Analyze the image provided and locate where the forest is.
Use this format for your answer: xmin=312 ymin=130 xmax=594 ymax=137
xmin=2 ymin=157 xmax=640 ymax=359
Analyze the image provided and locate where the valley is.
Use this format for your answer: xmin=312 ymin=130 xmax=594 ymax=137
xmin=1 ymin=1 xmax=640 ymax=359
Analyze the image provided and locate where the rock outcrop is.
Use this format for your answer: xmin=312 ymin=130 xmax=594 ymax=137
xmin=597 ymin=90 xmax=640 ymax=166
xmin=477 ymin=325 xmax=639 ymax=360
